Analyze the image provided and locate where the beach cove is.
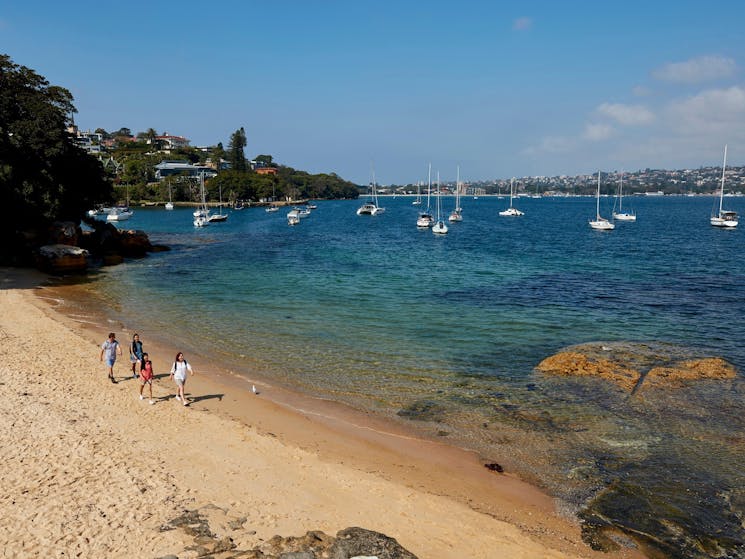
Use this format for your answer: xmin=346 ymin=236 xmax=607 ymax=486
xmin=0 ymin=267 xmax=646 ymax=558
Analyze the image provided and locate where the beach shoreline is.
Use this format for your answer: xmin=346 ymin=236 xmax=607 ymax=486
xmin=0 ymin=267 xmax=645 ymax=558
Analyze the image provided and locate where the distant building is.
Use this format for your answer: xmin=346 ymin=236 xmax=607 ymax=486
xmin=154 ymin=160 xmax=217 ymax=180
xmin=149 ymin=133 xmax=191 ymax=152
xmin=67 ymin=125 xmax=104 ymax=154
xmin=255 ymin=167 xmax=277 ymax=175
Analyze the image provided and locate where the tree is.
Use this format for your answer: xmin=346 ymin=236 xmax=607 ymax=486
xmin=0 ymin=54 xmax=112 ymax=264
xmin=227 ymin=127 xmax=247 ymax=172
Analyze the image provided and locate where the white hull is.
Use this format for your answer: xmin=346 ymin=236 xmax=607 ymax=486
xmin=266 ymin=206 xmax=279 ymax=212
xmin=357 ymin=203 xmax=384 ymax=215
xmin=499 ymin=207 xmax=524 ymax=216
xmin=448 ymin=212 xmax=462 ymax=222
xmin=590 ymin=218 xmax=615 ymax=230
xmin=432 ymin=221 xmax=448 ymax=234
xmin=711 ymin=215 xmax=738 ymax=227
xmin=287 ymin=210 xmax=301 ymax=225
xmin=416 ymin=213 xmax=434 ymax=228
xmin=613 ymin=212 xmax=636 ymax=222
xmin=193 ymin=216 xmax=209 ymax=227
xmin=106 ymin=208 xmax=134 ymax=222
xmin=165 ymin=202 xmax=174 ymax=210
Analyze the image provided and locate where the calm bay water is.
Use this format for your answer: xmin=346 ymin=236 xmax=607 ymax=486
xmin=83 ymin=195 xmax=744 ymax=558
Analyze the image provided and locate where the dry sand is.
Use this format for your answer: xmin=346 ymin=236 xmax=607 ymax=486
xmin=0 ymin=268 xmax=645 ymax=558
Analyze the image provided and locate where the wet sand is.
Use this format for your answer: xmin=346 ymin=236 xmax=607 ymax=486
xmin=0 ymin=267 xmax=646 ymax=558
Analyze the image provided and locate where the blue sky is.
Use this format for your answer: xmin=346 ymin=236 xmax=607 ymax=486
xmin=3 ymin=1 xmax=745 ymax=184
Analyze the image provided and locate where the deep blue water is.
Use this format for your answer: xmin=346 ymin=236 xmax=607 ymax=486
xmin=86 ymin=195 xmax=745 ymax=558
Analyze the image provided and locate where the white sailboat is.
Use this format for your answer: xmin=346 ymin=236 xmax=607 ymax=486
xmin=165 ymin=181 xmax=174 ymax=210
xmin=107 ymin=184 xmax=134 ymax=221
xmin=357 ymin=167 xmax=385 ymax=216
xmin=711 ymin=145 xmax=738 ymax=228
xmin=432 ymin=171 xmax=448 ymax=235
xmin=612 ymin=172 xmax=635 ymax=222
xmin=416 ymin=163 xmax=434 ymax=228
xmin=499 ymin=178 xmax=524 ymax=216
xmin=589 ymin=171 xmax=615 ymax=230
xmin=448 ymin=165 xmax=463 ymax=222
xmin=208 ymin=184 xmax=228 ymax=222
xmin=266 ymin=183 xmax=279 ymax=212
xmin=412 ymin=181 xmax=422 ymax=205
xmin=193 ymin=173 xmax=210 ymax=227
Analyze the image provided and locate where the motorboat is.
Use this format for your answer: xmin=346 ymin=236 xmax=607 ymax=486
xmin=106 ymin=207 xmax=134 ymax=222
xmin=287 ymin=209 xmax=301 ymax=225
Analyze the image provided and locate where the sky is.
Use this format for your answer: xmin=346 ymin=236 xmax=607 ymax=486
xmin=3 ymin=0 xmax=745 ymax=185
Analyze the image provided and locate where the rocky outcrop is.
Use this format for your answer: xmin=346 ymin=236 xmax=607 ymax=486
xmin=645 ymin=357 xmax=736 ymax=387
xmin=535 ymin=351 xmax=640 ymax=391
xmin=159 ymin=506 xmax=418 ymax=559
xmin=36 ymin=244 xmax=89 ymax=274
xmin=535 ymin=342 xmax=737 ymax=391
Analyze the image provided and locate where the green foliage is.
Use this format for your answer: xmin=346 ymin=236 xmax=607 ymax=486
xmin=227 ymin=127 xmax=247 ymax=172
xmin=0 ymin=53 xmax=112 ymax=263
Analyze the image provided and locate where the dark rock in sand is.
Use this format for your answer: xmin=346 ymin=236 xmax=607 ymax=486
xmin=36 ymin=244 xmax=89 ymax=274
xmin=396 ymin=400 xmax=447 ymax=422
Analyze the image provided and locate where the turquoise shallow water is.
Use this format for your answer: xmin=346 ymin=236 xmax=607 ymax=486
xmin=85 ymin=196 xmax=744 ymax=558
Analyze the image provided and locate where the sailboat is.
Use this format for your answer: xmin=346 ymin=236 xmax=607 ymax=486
xmin=589 ymin=171 xmax=615 ymax=230
xmin=165 ymin=181 xmax=174 ymax=210
xmin=448 ymin=165 xmax=463 ymax=222
xmin=416 ymin=163 xmax=434 ymax=228
xmin=193 ymin=173 xmax=210 ymax=227
xmin=499 ymin=178 xmax=524 ymax=216
xmin=432 ymin=171 xmax=449 ymax=235
xmin=357 ymin=167 xmax=385 ymax=215
xmin=266 ymin=182 xmax=279 ymax=212
xmin=412 ymin=181 xmax=422 ymax=205
xmin=208 ymin=184 xmax=228 ymax=222
xmin=612 ymin=172 xmax=635 ymax=222
xmin=107 ymin=183 xmax=134 ymax=221
xmin=711 ymin=145 xmax=738 ymax=228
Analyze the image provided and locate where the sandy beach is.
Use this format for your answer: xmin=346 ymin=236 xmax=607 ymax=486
xmin=0 ymin=268 xmax=646 ymax=558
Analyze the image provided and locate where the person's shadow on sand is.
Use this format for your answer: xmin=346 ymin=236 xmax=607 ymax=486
xmin=186 ymin=393 xmax=224 ymax=404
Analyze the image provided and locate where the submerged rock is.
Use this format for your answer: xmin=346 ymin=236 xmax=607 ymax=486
xmin=536 ymin=343 xmax=737 ymax=392
xmin=644 ymin=358 xmax=737 ymax=388
xmin=535 ymin=351 xmax=640 ymax=391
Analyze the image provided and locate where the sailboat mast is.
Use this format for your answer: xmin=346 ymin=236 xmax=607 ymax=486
xmin=720 ymin=144 xmax=728 ymax=213
xmin=596 ymin=172 xmax=601 ymax=219
xmin=456 ymin=165 xmax=460 ymax=208
xmin=427 ymin=163 xmax=432 ymax=208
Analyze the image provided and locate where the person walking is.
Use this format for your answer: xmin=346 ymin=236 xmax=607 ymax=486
xmin=169 ymin=352 xmax=194 ymax=406
xmin=139 ymin=352 xmax=155 ymax=404
xmin=129 ymin=333 xmax=144 ymax=379
xmin=100 ymin=332 xmax=122 ymax=383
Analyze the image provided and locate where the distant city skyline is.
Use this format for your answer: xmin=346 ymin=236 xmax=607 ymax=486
xmin=3 ymin=1 xmax=745 ymax=184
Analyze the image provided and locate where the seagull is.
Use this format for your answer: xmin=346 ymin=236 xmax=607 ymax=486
xmin=252 ymin=385 xmax=258 ymax=394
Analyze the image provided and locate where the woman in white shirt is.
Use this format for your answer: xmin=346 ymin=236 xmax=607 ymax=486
xmin=170 ymin=352 xmax=194 ymax=406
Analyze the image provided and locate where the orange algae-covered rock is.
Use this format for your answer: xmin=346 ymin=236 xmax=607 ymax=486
xmin=645 ymin=358 xmax=737 ymax=388
xmin=535 ymin=351 xmax=640 ymax=391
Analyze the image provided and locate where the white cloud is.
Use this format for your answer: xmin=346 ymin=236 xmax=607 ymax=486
xmin=652 ymin=55 xmax=737 ymax=84
xmin=632 ymin=85 xmax=651 ymax=97
xmin=513 ymin=17 xmax=532 ymax=31
xmin=596 ymin=103 xmax=655 ymax=126
xmin=523 ymin=135 xmax=575 ymax=155
xmin=583 ymin=123 xmax=614 ymax=141
xmin=666 ymin=86 xmax=745 ymax=136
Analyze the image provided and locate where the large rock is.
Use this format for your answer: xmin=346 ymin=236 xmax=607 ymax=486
xmin=645 ymin=357 xmax=737 ymax=388
xmin=535 ymin=343 xmax=737 ymax=392
xmin=535 ymin=351 xmax=640 ymax=391
xmin=36 ymin=244 xmax=89 ymax=274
